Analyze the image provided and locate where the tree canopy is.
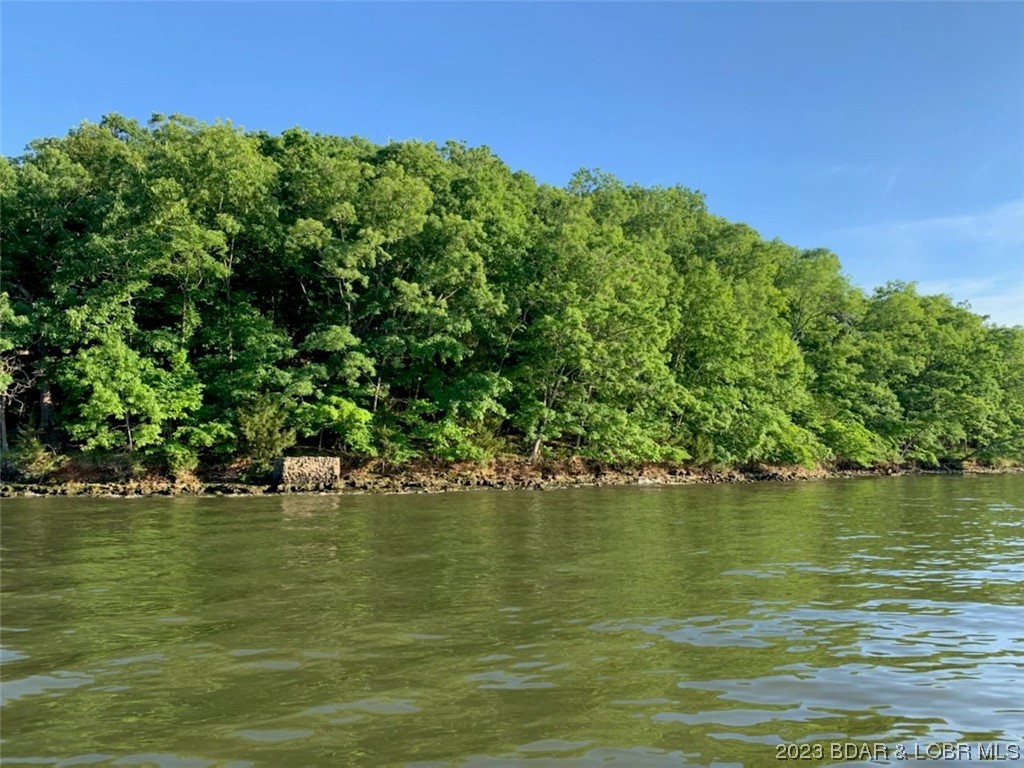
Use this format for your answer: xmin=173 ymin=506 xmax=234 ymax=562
xmin=2 ymin=114 xmax=1021 ymax=473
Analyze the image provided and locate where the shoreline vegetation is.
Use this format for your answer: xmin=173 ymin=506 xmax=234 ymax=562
xmin=2 ymin=114 xmax=1022 ymax=487
xmin=2 ymin=459 xmax=1021 ymax=498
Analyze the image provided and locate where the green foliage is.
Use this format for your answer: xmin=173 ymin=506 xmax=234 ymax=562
xmin=294 ymin=396 xmax=374 ymax=456
xmin=373 ymin=418 xmax=421 ymax=468
xmin=58 ymin=340 xmax=202 ymax=453
xmin=159 ymin=439 xmax=200 ymax=477
xmin=0 ymin=291 xmax=35 ymax=454
xmin=819 ymin=418 xmax=895 ymax=468
xmin=3 ymin=113 xmax=1022 ymax=474
xmin=237 ymin=396 xmax=296 ymax=468
xmin=6 ymin=427 xmax=64 ymax=481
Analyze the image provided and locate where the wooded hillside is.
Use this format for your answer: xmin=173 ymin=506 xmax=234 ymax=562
xmin=2 ymin=114 xmax=1021 ymax=476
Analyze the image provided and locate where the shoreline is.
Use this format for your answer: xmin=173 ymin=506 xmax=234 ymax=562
xmin=3 ymin=460 xmax=1021 ymax=498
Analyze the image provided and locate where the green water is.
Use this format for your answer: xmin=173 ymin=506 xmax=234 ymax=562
xmin=2 ymin=476 xmax=1022 ymax=766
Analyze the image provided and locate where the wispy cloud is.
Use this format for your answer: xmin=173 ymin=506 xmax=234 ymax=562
xmin=882 ymin=167 xmax=901 ymax=198
xmin=821 ymin=163 xmax=855 ymax=176
xmin=820 ymin=162 xmax=876 ymax=177
xmin=819 ymin=198 xmax=1024 ymax=326
xmin=831 ymin=198 xmax=1024 ymax=249
xmin=916 ymin=276 xmax=1024 ymax=327
xmin=818 ymin=161 xmax=904 ymax=198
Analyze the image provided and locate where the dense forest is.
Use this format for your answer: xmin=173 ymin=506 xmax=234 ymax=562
xmin=1 ymin=114 xmax=1022 ymax=480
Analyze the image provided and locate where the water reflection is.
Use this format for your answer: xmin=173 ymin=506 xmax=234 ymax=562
xmin=2 ymin=475 xmax=1022 ymax=765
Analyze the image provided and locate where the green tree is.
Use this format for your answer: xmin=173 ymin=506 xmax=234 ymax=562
xmin=3 ymin=113 xmax=1021 ymax=475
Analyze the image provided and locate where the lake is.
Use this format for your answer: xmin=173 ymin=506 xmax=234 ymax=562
xmin=2 ymin=475 xmax=1022 ymax=766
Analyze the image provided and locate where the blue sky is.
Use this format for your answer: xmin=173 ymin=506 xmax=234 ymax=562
xmin=3 ymin=2 xmax=1022 ymax=325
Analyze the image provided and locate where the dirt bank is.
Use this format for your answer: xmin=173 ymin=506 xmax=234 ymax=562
xmin=2 ymin=458 xmax=1019 ymax=498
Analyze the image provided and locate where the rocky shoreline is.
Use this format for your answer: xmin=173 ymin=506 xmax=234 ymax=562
xmin=3 ymin=459 xmax=1019 ymax=498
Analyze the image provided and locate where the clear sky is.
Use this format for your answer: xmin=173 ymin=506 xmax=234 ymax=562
xmin=2 ymin=1 xmax=1022 ymax=325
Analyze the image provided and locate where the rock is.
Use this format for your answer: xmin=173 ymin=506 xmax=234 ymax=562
xmin=271 ymin=457 xmax=342 ymax=488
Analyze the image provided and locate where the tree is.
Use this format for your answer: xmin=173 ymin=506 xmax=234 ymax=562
xmin=4 ymin=113 xmax=1022 ymax=474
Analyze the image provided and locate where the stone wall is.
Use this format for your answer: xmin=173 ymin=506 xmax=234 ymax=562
xmin=272 ymin=456 xmax=342 ymax=487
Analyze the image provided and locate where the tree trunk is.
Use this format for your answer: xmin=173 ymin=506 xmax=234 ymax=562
xmin=39 ymin=381 xmax=56 ymax=431
xmin=1 ymin=396 xmax=8 ymax=454
xmin=530 ymin=436 xmax=543 ymax=464
xmin=372 ymin=378 xmax=382 ymax=413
